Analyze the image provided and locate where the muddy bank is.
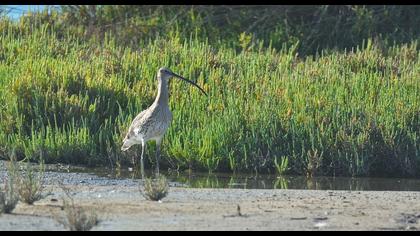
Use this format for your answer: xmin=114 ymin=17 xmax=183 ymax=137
xmin=1 ymin=161 xmax=420 ymax=230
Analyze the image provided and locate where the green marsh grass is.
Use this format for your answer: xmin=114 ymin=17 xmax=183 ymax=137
xmin=0 ymin=21 xmax=419 ymax=177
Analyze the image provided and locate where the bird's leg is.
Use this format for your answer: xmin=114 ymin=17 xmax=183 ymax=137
xmin=131 ymin=151 xmax=136 ymax=167
xmin=140 ymin=140 xmax=145 ymax=180
xmin=155 ymin=138 xmax=162 ymax=177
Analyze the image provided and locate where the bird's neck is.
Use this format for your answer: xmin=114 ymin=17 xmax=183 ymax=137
xmin=154 ymin=77 xmax=169 ymax=107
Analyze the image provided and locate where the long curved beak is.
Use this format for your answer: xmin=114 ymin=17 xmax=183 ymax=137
xmin=169 ymin=72 xmax=207 ymax=96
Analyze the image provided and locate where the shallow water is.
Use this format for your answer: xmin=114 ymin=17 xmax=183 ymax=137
xmin=61 ymin=165 xmax=420 ymax=191
xmin=2 ymin=160 xmax=420 ymax=191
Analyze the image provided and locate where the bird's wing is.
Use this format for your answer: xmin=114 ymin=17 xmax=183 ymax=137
xmin=128 ymin=109 xmax=148 ymax=135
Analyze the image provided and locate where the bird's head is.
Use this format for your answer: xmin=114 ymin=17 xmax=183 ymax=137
xmin=157 ymin=67 xmax=207 ymax=96
xmin=158 ymin=67 xmax=173 ymax=80
xmin=121 ymin=132 xmax=136 ymax=151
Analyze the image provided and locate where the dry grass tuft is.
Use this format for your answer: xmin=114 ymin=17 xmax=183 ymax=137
xmin=55 ymin=184 xmax=99 ymax=231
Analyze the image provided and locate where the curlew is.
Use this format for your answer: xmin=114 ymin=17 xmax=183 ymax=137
xmin=121 ymin=67 xmax=207 ymax=177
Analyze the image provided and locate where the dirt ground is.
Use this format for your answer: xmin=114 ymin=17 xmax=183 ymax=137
xmin=1 ymin=182 xmax=420 ymax=231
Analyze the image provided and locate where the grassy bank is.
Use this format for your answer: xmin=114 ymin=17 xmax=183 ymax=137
xmin=0 ymin=20 xmax=419 ymax=177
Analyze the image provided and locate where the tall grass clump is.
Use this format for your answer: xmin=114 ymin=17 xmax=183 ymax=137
xmin=0 ymin=17 xmax=419 ymax=177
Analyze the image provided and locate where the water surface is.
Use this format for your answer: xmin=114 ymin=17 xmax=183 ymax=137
xmin=58 ymin=165 xmax=420 ymax=191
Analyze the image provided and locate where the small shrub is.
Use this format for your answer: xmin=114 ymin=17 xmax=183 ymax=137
xmin=60 ymin=199 xmax=99 ymax=231
xmin=141 ymin=174 xmax=169 ymax=201
xmin=15 ymin=160 xmax=47 ymax=204
xmin=1 ymin=154 xmax=20 ymax=214
xmin=0 ymin=179 xmax=19 ymax=214
xmin=56 ymin=184 xmax=99 ymax=231
xmin=0 ymin=191 xmax=4 ymax=213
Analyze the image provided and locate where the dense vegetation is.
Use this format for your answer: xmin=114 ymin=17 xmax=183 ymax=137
xmin=0 ymin=6 xmax=419 ymax=177
xmin=55 ymin=5 xmax=420 ymax=55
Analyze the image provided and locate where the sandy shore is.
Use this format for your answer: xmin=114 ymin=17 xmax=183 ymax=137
xmin=1 ymin=160 xmax=420 ymax=230
xmin=1 ymin=183 xmax=420 ymax=230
